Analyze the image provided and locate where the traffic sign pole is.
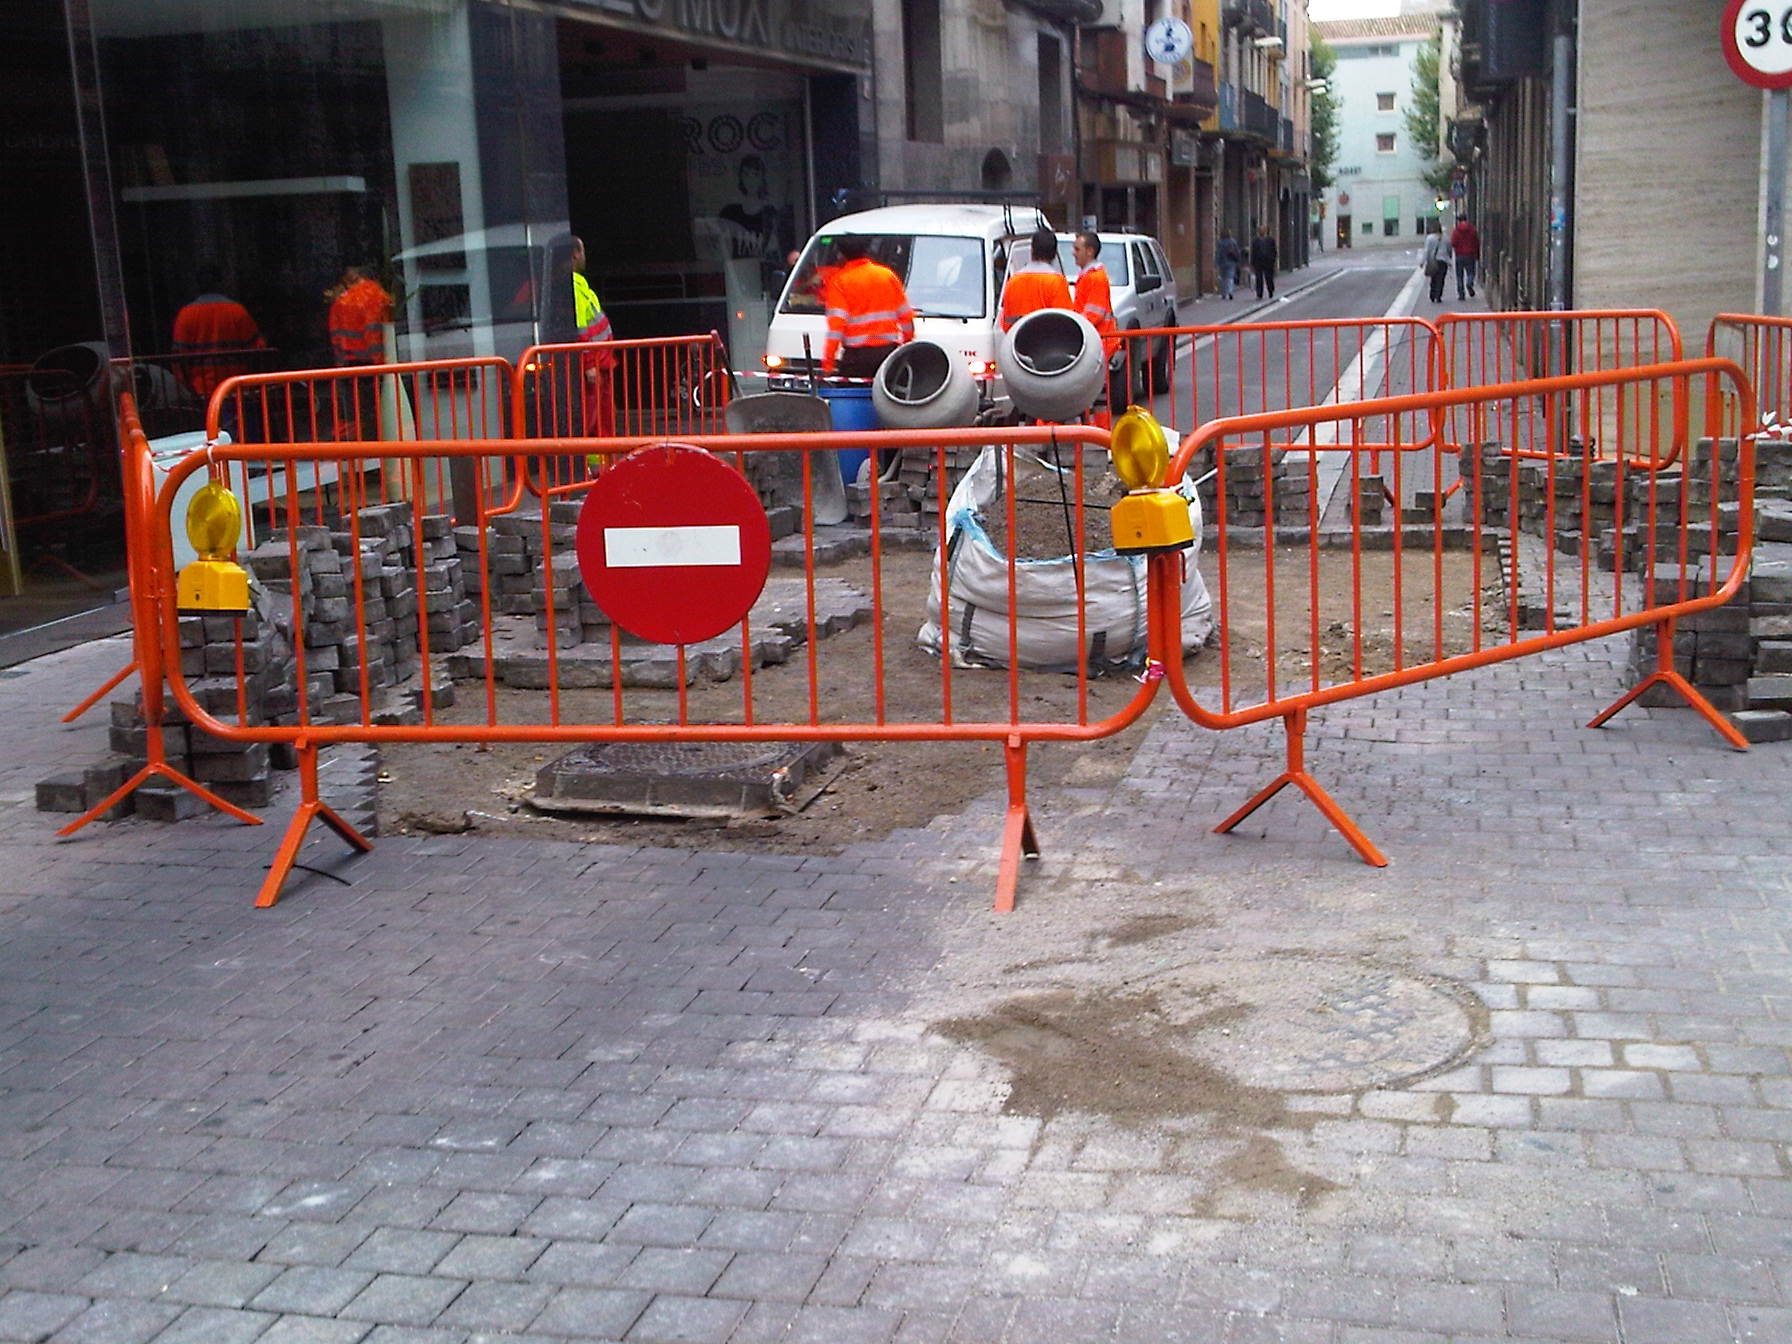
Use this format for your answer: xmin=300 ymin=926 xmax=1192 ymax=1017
xmin=1769 ymin=87 xmax=1787 ymax=315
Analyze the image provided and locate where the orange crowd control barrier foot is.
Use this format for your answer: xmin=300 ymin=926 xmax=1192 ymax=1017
xmin=62 ymin=658 xmax=137 ymax=724
xmin=1214 ymin=709 xmax=1390 ymax=867
xmin=1588 ymin=619 xmax=1749 ymax=751
xmin=994 ymin=736 xmax=1041 ymax=913
xmin=56 ymin=758 xmax=264 ymax=838
xmin=255 ymin=745 xmax=372 ymax=908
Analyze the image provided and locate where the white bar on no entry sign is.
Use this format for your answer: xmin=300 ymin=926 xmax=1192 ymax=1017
xmin=604 ymin=525 xmax=742 ymax=568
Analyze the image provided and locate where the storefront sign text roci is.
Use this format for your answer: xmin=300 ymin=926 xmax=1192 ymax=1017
xmin=580 ymin=0 xmax=868 ymax=67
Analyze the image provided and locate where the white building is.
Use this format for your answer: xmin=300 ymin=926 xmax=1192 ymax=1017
xmin=1315 ymin=14 xmax=1443 ymax=250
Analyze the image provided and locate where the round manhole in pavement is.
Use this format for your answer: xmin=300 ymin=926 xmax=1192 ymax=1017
xmin=1131 ymin=955 xmax=1485 ymax=1093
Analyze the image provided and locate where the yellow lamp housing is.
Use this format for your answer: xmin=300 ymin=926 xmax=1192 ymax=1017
xmin=1108 ymin=406 xmax=1194 ymax=555
xmin=176 ymin=479 xmax=250 ymax=613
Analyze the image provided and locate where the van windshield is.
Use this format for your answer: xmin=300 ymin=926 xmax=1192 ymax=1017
xmin=779 ymin=233 xmax=987 ymax=319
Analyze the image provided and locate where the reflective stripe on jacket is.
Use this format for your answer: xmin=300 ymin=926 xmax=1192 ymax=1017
xmin=1000 ymin=266 xmax=1073 ymax=330
xmin=822 ymin=258 xmax=915 ymax=371
xmin=329 ymin=278 xmax=392 ymax=366
xmin=172 ymin=294 xmax=265 ymax=396
xmin=574 ymin=271 xmax=616 ymax=371
xmin=1073 ymin=263 xmax=1119 ymax=359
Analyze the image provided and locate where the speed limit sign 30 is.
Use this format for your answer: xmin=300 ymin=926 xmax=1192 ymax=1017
xmin=1726 ymin=0 xmax=1792 ymax=88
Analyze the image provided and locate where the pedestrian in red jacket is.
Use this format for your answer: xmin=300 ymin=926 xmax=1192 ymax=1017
xmin=1449 ymin=217 xmax=1482 ymax=299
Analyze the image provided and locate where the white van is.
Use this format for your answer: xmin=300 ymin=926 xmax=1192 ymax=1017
xmin=763 ymin=203 xmax=1049 ymax=402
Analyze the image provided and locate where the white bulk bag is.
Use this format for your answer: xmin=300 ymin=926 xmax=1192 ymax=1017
xmin=917 ymin=446 xmax=1212 ymax=672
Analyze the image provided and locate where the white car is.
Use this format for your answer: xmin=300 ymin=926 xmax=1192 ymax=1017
xmin=1050 ymin=231 xmax=1180 ymax=396
xmin=764 ymin=203 xmax=1051 ymax=406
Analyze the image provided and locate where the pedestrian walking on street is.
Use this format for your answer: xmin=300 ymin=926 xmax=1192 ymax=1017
xmin=1450 ymin=215 xmax=1481 ymax=299
xmin=1249 ymin=227 xmax=1278 ymax=300
xmin=1216 ymin=229 xmax=1242 ymax=300
xmin=1422 ymin=221 xmax=1450 ymax=304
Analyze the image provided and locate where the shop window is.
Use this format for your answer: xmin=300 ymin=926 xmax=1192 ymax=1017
xmin=904 ymin=0 xmax=943 ymax=143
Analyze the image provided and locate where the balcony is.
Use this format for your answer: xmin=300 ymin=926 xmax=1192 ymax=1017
xmin=1170 ymin=57 xmax=1219 ymax=119
xmin=1221 ymin=0 xmax=1274 ymax=36
xmin=1241 ymin=88 xmax=1279 ymax=142
xmin=1078 ymin=26 xmax=1165 ymax=102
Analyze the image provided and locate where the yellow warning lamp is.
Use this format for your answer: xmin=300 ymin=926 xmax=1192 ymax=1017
xmin=175 ymin=480 xmax=250 ymax=612
xmin=1108 ymin=406 xmax=1195 ymax=555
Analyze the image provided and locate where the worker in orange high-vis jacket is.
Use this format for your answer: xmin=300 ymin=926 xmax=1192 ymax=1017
xmin=999 ymin=228 xmax=1073 ymax=331
xmin=327 ymin=265 xmax=393 ymax=367
xmin=820 ymin=234 xmax=914 ymax=379
xmin=1071 ymin=229 xmax=1127 ymax=421
xmin=325 ymin=265 xmax=393 ymax=440
xmin=172 ymin=265 xmax=265 ymax=400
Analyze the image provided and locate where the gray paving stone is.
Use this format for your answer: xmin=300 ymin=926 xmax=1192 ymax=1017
xmin=0 ymin=1291 xmax=89 ymax=1341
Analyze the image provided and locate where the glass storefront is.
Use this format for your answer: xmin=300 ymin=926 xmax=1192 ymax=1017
xmin=0 ymin=0 xmax=867 ymax=628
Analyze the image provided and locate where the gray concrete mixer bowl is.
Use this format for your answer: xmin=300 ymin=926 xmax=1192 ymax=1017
xmin=1013 ymin=311 xmax=1085 ymax=374
xmin=880 ymin=343 xmax=951 ymax=404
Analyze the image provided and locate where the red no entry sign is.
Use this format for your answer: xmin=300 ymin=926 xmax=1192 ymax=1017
xmin=574 ymin=443 xmax=772 ymax=646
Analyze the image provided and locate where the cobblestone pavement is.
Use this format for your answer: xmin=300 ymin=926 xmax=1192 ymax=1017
xmin=2 ymin=629 xmax=1790 ymax=1343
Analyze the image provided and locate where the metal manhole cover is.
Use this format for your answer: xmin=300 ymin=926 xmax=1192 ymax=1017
xmin=1133 ymin=955 xmax=1483 ymax=1092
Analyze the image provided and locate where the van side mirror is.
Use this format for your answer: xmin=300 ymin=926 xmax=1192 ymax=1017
xmin=1137 ymin=272 xmax=1161 ymax=293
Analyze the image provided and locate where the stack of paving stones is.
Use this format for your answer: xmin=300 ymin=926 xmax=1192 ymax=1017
xmin=1464 ymin=433 xmax=1792 ymax=740
xmin=1185 ymin=444 xmax=1312 ymax=529
xmin=895 ymin=445 xmax=979 ymax=528
xmin=35 ymin=501 xmax=467 ymax=821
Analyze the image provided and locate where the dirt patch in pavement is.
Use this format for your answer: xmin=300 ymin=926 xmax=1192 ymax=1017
xmin=377 ymin=542 xmax=1494 ymax=853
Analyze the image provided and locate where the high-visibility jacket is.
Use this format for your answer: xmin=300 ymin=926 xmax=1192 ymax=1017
xmin=574 ymin=271 xmax=616 ymax=371
xmin=573 ymin=270 xmax=616 ymax=437
xmin=328 ymin=278 xmax=392 ymax=367
xmin=171 ymin=293 xmax=265 ymax=397
xmin=822 ymin=258 xmax=914 ymax=372
xmin=1073 ymin=262 xmax=1120 ymax=360
xmin=999 ymin=264 xmax=1072 ymax=331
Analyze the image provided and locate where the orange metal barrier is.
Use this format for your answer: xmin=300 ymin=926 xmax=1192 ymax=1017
xmin=1706 ymin=313 xmax=1792 ymax=435
xmin=513 ymin=333 xmax=734 ymax=491
xmin=1116 ymin=318 xmax=1444 ymax=448
xmin=1438 ymin=310 xmax=1688 ymax=467
xmin=149 ymin=422 xmax=1163 ymax=912
xmin=204 ymin=357 xmax=517 ymax=537
xmin=54 ymin=394 xmax=264 ymax=836
xmin=1150 ymin=356 xmax=1753 ymax=865
xmin=69 ymin=349 xmax=1758 ymax=915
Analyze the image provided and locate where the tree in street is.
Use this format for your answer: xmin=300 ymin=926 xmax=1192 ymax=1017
xmin=1403 ymin=30 xmax=1454 ymax=199
xmin=1309 ymin=36 xmax=1340 ymax=194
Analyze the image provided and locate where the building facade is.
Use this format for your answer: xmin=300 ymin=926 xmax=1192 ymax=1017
xmin=0 ymin=0 xmax=1310 ymax=608
xmin=1315 ymin=14 xmax=1444 ymax=253
xmin=1454 ymin=0 xmax=1762 ymax=335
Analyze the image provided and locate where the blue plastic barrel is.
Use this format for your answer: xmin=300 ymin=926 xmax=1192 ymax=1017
xmin=816 ymin=383 xmax=876 ymax=486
